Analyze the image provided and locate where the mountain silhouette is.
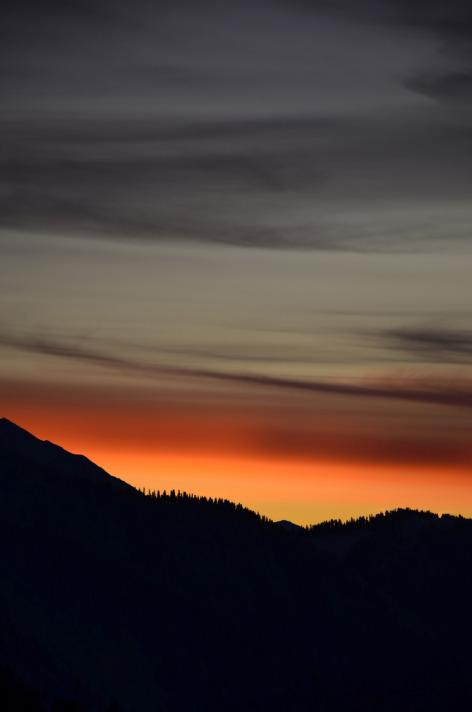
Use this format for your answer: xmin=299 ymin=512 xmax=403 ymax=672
xmin=0 ymin=417 xmax=471 ymax=711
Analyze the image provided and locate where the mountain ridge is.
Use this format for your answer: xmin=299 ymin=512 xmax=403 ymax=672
xmin=0 ymin=417 xmax=471 ymax=711
xmin=0 ymin=417 xmax=135 ymax=493
xmin=1 ymin=417 xmax=467 ymax=529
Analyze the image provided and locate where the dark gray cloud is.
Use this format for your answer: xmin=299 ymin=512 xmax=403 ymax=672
xmin=3 ymin=114 xmax=472 ymax=250
xmin=406 ymin=70 xmax=472 ymax=103
xmin=317 ymin=0 xmax=472 ymax=104
xmin=1 ymin=331 xmax=472 ymax=409
xmin=383 ymin=326 xmax=472 ymax=363
xmin=312 ymin=0 xmax=472 ymax=36
xmin=3 ymin=0 xmax=472 ymax=250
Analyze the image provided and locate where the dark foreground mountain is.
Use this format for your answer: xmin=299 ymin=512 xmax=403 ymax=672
xmin=0 ymin=417 xmax=471 ymax=711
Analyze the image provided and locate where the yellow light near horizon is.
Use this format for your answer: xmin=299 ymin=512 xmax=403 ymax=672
xmin=80 ymin=447 xmax=472 ymax=526
xmin=4 ymin=408 xmax=471 ymax=526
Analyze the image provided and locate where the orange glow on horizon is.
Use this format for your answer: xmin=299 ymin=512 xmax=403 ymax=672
xmin=90 ymin=449 xmax=472 ymax=525
xmin=3 ymin=404 xmax=471 ymax=525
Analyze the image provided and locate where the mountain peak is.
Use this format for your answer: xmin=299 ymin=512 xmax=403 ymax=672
xmin=0 ymin=417 xmax=42 ymax=443
xmin=275 ymin=519 xmax=302 ymax=532
xmin=0 ymin=416 xmax=25 ymax=429
xmin=0 ymin=418 xmax=134 ymax=493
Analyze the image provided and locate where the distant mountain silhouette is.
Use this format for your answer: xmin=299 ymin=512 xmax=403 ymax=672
xmin=274 ymin=519 xmax=302 ymax=532
xmin=1 ymin=417 xmax=471 ymax=711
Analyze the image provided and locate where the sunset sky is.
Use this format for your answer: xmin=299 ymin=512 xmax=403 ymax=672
xmin=1 ymin=0 xmax=472 ymax=523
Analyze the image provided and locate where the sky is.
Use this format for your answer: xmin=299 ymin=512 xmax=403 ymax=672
xmin=1 ymin=0 xmax=472 ymax=523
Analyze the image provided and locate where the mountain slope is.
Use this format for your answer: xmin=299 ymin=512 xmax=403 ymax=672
xmin=0 ymin=418 xmax=471 ymax=711
xmin=0 ymin=416 xmax=134 ymax=491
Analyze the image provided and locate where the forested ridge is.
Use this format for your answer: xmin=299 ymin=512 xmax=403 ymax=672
xmin=1 ymin=418 xmax=471 ymax=711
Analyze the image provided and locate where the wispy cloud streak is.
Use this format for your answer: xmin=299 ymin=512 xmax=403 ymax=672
xmin=1 ymin=332 xmax=472 ymax=409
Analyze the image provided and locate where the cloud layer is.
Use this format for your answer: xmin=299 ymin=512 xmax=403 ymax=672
xmin=2 ymin=1 xmax=472 ymax=511
xmin=2 ymin=0 xmax=472 ymax=250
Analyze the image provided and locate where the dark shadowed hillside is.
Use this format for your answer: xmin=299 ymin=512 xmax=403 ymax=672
xmin=0 ymin=418 xmax=471 ymax=711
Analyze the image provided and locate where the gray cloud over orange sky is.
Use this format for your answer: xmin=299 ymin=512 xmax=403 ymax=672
xmin=1 ymin=1 xmax=472 ymax=518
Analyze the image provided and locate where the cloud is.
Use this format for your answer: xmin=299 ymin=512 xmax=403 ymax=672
xmin=2 ymin=373 xmax=472 ymax=468
xmin=319 ymin=0 xmax=472 ymax=104
xmin=3 ymin=0 xmax=472 ymax=252
xmin=382 ymin=326 xmax=472 ymax=363
xmin=406 ymin=71 xmax=472 ymax=104
xmin=1 ymin=331 xmax=472 ymax=409
xmin=3 ymin=113 xmax=472 ymax=251
xmin=0 ymin=116 xmax=329 ymax=249
xmin=313 ymin=0 xmax=472 ymax=34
